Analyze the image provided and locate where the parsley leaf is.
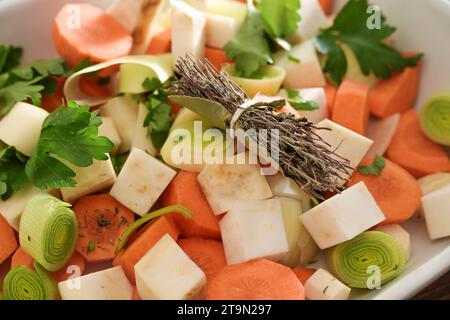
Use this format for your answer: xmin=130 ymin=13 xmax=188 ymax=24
xmin=0 ymin=79 xmax=45 ymax=115
xmin=0 ymin=45 xmax=22 ymax=73
xmin=0 ymin=145 xmax=29 ymax=200
xmin=110 ymin=153 xmax=127 ymax=175
xmin=285 ymin=88 xmax=320 ymax=111
xmin=10 ymin=59 xmax=65 ymax=81
xmin=259 ymin=0 xmax=300 ymax=38
xmin=315 ymin=0 xmax=423 ymax=85
xmin=25 ymin=101 xmax=114 ymax=190
xmin=358 ymin=155 xmax=385 ymax=176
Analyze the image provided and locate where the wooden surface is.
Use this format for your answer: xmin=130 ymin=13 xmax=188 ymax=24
xmin=414 ymin=271 xmax=450 ymax=300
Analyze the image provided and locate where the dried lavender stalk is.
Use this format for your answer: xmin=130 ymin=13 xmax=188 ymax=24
xmin=170 ymin=54 xmax=352 ymax=199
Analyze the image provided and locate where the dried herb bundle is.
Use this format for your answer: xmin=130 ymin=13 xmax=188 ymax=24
xmin=170 ymin=55 xmax=352 ymax=199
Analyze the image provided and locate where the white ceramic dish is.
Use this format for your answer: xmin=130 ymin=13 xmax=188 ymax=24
xmin=0 ymin=0 xmax=449 ymax=300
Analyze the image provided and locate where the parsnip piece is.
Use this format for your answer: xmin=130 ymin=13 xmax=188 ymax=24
xmin=295 ymin=0 xmax=331 ymax=41
xmin=304 ymin=268 xmax=351 ymax=300
xmin=99 ymin=117 xmax=122 ymax=154
xmin=421 ymin=186 xmax=450 ymax=240
xmin=374 ymin=224 xmax=411 ymax=260
xmin=131 ymin=103 xmax=156 ymax=156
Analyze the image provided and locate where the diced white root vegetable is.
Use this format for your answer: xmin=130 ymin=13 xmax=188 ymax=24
xmin=304 ymin=268 xmax=351 ymax=300
xmin=100 ymin=95 xmax=139 ymax=154
xmin=374 ymin=224 xmax=411 ymax=260
xmin=266 ymin=172 xmax=312 ymax=212
xmin=198 ymin=155 xmax=273 ymax=215
xmin=204 ymin=13 xmax=242 ymax=49
xmin=60 ymin=158 xmax=117 ymax=204
xmin=275 ymin=40 xmax=326 ymax=89
xmin=110 ymin=148 xmax=176 ymax=216
xmin=107 ymin=0 xmax=144 ymax=33
xmin=0 ymin=185 xmax=45 ymax=231
xmin=300 ymin=182 xmax=386 ymax=249
xmin=131 ymin=103 xmax=156 ymax=156
xmin=171 ymin=108 xmax=202 ymax=131
xmin=421 ymin=186 xmax=450 ymax=240
xmin=58 ymin=266 xmax=132 ymax=300
xmin=220 ymin=198 xmax=289 ymax=265
xmin=135 ymin=234 xmax=206 ymax=300
xmin=342 ymin=45 xmax=378 ymax=88
xmin=99 ymin=117 xmax=122 ymax=154
xmin=204 ymin=0 xmax=247 ymax=21
xmin=294 ymin=0 xmax=331 ymax=41
xmin=366 ymin=113 xmax=400 ymax=157
xmin=0 ymin=102 xmax=48 ymax=157
xmin=417 ymin=173 xmax=450 ymax=196
xmin=315 ymin=119 xmax=373 ymax=183
xmin=297 ymin=217 xmax=321 ymax=266
xmin=171 ymin=1 xmax=206 ymax=66
xmin=279 ymin=88 xmax=328 ymax=124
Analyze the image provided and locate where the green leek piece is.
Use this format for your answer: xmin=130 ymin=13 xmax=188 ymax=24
xmin=3 ymin=261 xmax=59 ymax=300
xmin=115 ymin=205 xmax=193 ymax=255
xmin=327 ymin=231 xmax=407 ymax=288
xmin=19 ymin=194 xmax=78 ymax=272
xmin=420 ymin=94 xmax=450 ymax=146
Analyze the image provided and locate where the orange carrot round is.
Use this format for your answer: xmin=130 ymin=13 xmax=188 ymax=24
xmin=207 ymin=259 xmax=305 ymax=300
xmin=386 ymin=110 xmax=450 ymax=178
xmin=73 ymin=194 xmax=135 ymax=263
xmin=205 ymin=47 xmax=233 ymax=71
xmin=41 ymin=76 xmax=65 ymax=112
xmin=318 ymin=0 xmax=334 ymax=15
xmin=324 ymin=83 xmax=337 ymax=116
xmin=346 ymin=156 xmax=422 ymax=225
xmin=79 ymin=76 xmax=112 ymax=100
xmin=53 ymin=3 xmax=132 ymax=67
xmin=0 ymin=215 xmax=18 ymax=265
xmin=132 ymin=286 xmax=141 ymax=300
xmin=146 ymin=28 xmax=172 ymax=55
xmin=292 ymin=268 xmax=317 ymax=285
xmin=178 ymin=237 xmax=226 ymax=282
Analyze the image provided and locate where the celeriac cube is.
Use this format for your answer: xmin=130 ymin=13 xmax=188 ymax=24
xmin=110 ymin=148 xmax=176 ymax=216
xmin=131 ymin=103 xmax=156 ymax=156
xmin=100 ymin=95 xmax=138 ymax=154
xmin=171 ymin=0 xmax=206 ymax=66
xmin=421 ymin=186 xmax=450 ymax=240
xmin=60 ymin=158 xmax=117 ymax=203
xmin=294 ymin=0 xmax=331 ymax=41
xmin=99 ymin=117 xmax=122 ymax=154
xmin=204 ymin=12 xmax=242 ymax=49
xmin=220 ymin=198 xmax=289 ymax=265
xmin=58 ymin=266 xmax=132 ymax=300
xmin=198 ymin=157 xmax=273 ymax=215
xmin=135 ymin=234 xmax=206 ymax=300
xmin=304 ymin=268 xmax=351 ymax=300
xmin=280 ymin=88 xmax=328 ymax=123
xmin=0 ymin=185 xmax=45 ymax=231
xmin=266 ymin=172 xmax=312 ymax=211
xmin=374 ymin=224 xmax=410 ymax=260
xmin=275 ymin=40 xmax=326 ymax=89
xmin=300 ymin=182 xmax=386 ymax=249
xmin=0 ymin=102 xmax=48 ymax=156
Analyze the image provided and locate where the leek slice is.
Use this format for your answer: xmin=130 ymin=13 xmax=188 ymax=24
xmin=3 ymin=261 xmax=58 ymax=300
xmin=115 ymin=205 xmax=193 ymax=255
xmin=19 ymin=194 xmax=78 ymax=272
xmin=64 ymin=54 xmax=173 ymax=106
xmin=326 ymin=231 xmax=407 ymax=289
xmin=119 ymin=63 xmax=157 ymax=94
xmin=420 ymin=94 xmax=450 ymax=146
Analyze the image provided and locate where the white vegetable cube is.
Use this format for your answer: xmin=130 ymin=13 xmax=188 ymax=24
xmin=0 ymin=102 xmax=48 ymax=156
xmin=58 ymin=266 xmax=132 ymax=300
xmin=204 ymin=13 xmax=241 ymax=49
xmin=100 ymin=95 xmax=138 ymax=154
xmin=300 ymin=182 xmax=386 ymax=249
xmin=107 ymin=0 xmax=143 ymax=33
xmin=135 ymin=234 xmax=206 ymax=300
xmin=0 ymin=185 xmax=45 ymax=231
xmin=131 ymin=103 xmax=156 ymax=156
xmin=280 ymin=88 xmax=328 ymax=124
xmin=110 ymin=148 xmax=176 ymax=216
xmin=99 ymin=117 xmax=122 ymax=154
xmin=275 ymin=40 xmax=326 ymax=89
xmin=421 ymin=186 xmax=450 ymax=240
xmin=171 ymin=1 xmax=206 ymax=66
xmin=304 ymin=268 xmax=351 ymax=300
xmin=220 ymin=198 xmax=289 ymax=265
xmin=266 ymin=172 xmax=312 ymax=211
xmin=374 ymin=224 xmax=411 ymax=260
xmin=60 ymin=158 xmax=117 ymax=203
xmin=295 ymin=0 xmax=331 ymax=41
xmin=198 ymin=158 xmax=273 ymax=215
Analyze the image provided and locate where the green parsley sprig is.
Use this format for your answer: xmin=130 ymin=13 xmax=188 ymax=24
xmin=285 ymin=88 xmax=320 ymax=111
xmin=358 ymin=155 xmax=385 ymax=176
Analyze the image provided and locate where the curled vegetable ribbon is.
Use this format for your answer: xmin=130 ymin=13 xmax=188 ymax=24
xmin=420 ymin=94 xmax=450 ymax=146
xmin=3 ymin=261 xmax=58 ymax=300
xmin=19 ymin=194 xmax=78 ymax=272
xmin=326 ymin=231 xmax=407 ymax=289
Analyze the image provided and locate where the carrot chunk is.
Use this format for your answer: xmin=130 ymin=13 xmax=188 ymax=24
xmin=0 ymin=214 xmax=18 ymax=265
xmin=205 ymin=47 xmax=233 ymax=71
xmin=41 ymin=77 xmax=65 ymax=112
xmin=292 ymin=268 xmax=317 ymax=285
xmin=324 ymin=83 xmax=337 ymax=116
xmin=79 ymin=76 xmax=112 ymax=100
xmin=146 ymin=28 xmax=172 ymax=55
xmin=318 ymin=0 xmax=334 ymax=15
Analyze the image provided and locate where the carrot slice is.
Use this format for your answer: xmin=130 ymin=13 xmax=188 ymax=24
xmin=292 ymin=268 xmax=317 ymax=285
xmin=79 ymin=76 xmax=111 ymax=100
xmin=73 ymin=194 xmax=135 ymax=263
xmin=146 ymin=28 xmax=172 ymax=55
xmin=332 ymin=80 xmax=370 ymax=135
xmin=178 ymin=238 xmax=226 ymax=282
xmin=0 ymin=214 xmax=18 ymax=265
xmin=161 ymin=171 xmax=221 ymax=239
xmin=53 ymin=3 xmax=132 ymax=67
xmin=132 ymin=286 xmax=141 ymax=300
xmin=318 ymin=0 xmax=334 ymax=15
xmin=112 ymin=216 xmax=180 ymax=284
xmin=369 ymin=54 xmax=421 ymax=118
xmin=168 ymin=99 xmax=182 ymax=117
xmin=324 ymin=83 xmax=337 ymax=116
xmin=205 ymin=47 xmax=233 ymax=71
xmin=386 ymin=110 xmax=450 ymax=178
xmin=41 ymin=76 xmax=65 ymax=113
xmin=207 ymin=259 xmax=305 ymax=300
xmin=346 ymin=156 xmax=422 ymax=225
